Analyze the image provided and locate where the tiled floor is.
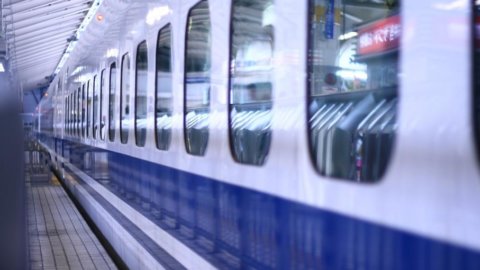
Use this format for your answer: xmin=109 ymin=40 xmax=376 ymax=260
xmin=26 ymin=155 xmax=117 ymax=270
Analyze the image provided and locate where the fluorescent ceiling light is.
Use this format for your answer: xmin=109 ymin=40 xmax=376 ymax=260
xmin=339 ymin=31 xmax=358 ymax=41
xmin=0 ymin=62 xmax=5 ymax=73
xmin=146 ymin=6 xmax=171 ymax=26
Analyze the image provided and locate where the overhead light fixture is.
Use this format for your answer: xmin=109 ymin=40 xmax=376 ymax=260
xmin=339 ymin=31 xmax=358 ymax=41
xmin=0 ymin=62 xmax=4 ymax=73
xmin=96 ymin=14 xmax=104 ymax=22
xmin=54 ymin=0 xmax=105 ymax=75
xmin=146 ymin=6 xmax=171 ymax=26
xmin=105 ymin=48 xmax=119 ymax=58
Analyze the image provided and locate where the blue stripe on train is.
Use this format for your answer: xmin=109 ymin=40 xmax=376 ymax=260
xmin=51 ymin=136 xmax=480 ymax=269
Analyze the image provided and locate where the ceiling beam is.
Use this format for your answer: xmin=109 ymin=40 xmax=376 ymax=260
xmin=10 ymin=19 xmax=80 ymax=37
xmin=15 ymin=42 xmax=67 ymax=55
xmin=13 ymin=28 xmax=74 ymax=44
xmin=6 ymin=0 xmax=88 ymax=16
xmin=5 ymin=1 xmax=90 ymax=21
xmin=6 ymin=8 xmax=86 ymax=27
xmin=14 ymin=52 xmax=62 ymax=65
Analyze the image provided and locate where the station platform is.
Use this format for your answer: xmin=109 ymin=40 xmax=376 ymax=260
xmin=25 ymin=150 xmax=117 ymax=270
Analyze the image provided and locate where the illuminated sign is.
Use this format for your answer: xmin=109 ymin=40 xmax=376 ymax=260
xmin=357 ymin=15 xmax=400 ymax=55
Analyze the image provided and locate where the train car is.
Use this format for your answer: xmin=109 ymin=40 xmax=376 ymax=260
xmin=36 ymin=0 xmax=480 ymax=268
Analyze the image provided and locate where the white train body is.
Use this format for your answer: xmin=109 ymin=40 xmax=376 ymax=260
xmin=37 ymin=0 xmax=480 ymax=269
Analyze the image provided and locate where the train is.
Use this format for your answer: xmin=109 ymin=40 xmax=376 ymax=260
xmin=35 ymin=0 xmax=480 ymax=268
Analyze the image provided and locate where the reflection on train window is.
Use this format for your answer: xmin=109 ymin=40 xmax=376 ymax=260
xmin=86 ymin=80 xmax=91 ymax=138
xmin=475 ymin=3 xmax=480 ymax=160
xmin=184 ymin=0 xmax=211 ymax=156
xmin=65 ymin=95 xmax=70 ymax=135
xmin=73 ymin=90 xmax=76 ymax=135
xmin=64 ymin=97 xmax=67 ymax=134
xmin=307 ymin=0 xmax=400 ymax=182
xmin=70 ymin=94 xmax=73 ymax=135
xmin=66 ymin=96 xmax=69 ymax=134
xmin=93 ymin=75 xmax=98 ymax=139
xmin=120 ymin=54 xmax=131 ymax=144
xmin=100 ymin=69 xmax=106 ymax=140
xmin=73 ymin=92 xmax=76 ymax=135
xmin=77 ymin=88 xmax=80 ymax=137
xmin=72 ymin=93 xmax=75 ymax=135
xmin=109 ymin=62 xmax=117 ymax=142
xmin=135 ymin=41 xmax=148 ymax=147
xmin=81 ymin=84 xmax=86 ymax=138
xmin=155 ymin=24 xmax=173 ymax=151
xmin=229 ymin=0 xmax=273 ymax=166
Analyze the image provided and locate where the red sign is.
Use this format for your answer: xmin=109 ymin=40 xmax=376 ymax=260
xmin=357 ymin=15 xmax=401 ymax=55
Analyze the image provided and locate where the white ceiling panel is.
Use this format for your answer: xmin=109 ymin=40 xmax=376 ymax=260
xmin=2 ymin=0 xmax=94 ymax=91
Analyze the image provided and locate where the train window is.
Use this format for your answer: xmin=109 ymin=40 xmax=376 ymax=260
xmin=155 ymin=24 xmax=173 ymax=151
xmin=71 ymin=91 xmax=74 ymax=135
xmin=109 ymin=62 xmax=117 ymax=142
xmin=184 ymin=0 xmax=211 ymax=156
xmin=69 ymin=94 xmax=73 ymax=135
xmin=77 ymin=88 xmax=80 ymax=137
xmin=72 ymin=92 xmax=75 ymax=135
xmin=120 ymin=53 xmax=131 ymax=144
xmin=66 ymin=96 xmax=69 ymax=134
xmin=307 ymin=0 xmax=400 ymax=182
xmin=135 ymin=41 xmax=148 ymax=147
xmin=64 ymin=97 xmax=67 ymax=134
xmin=82 ymin=84 xmax=86 ymax=138
xmin=229 ymin=0 xmax=274 ymax=166
xmin=92 ymin=75 xmax=98 ymax=139
xmin=475 ymin=3 xmax=480 ymax=160
xmin=100 ymin=69 xmax=106 ymax=140
xmin=86 ymin=80 xmax=91 ymax=138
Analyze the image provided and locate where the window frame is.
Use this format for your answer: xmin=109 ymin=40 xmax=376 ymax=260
xmin=82 ymin=84 xmax=86 ymax=138
xmin=100 ymin=68 xmax=106 ymax=140
xmin=76 ymin=88 xmax=80 ymax=137
xmin=86 ymin=80 xmax=91 ymax=138
xmin=120 ymin=53 xmax=130 ymax=144
xmin=64 ymin=97 xmax=67 ymax=134
xmin=227 ymin=0 xmax=275 ymax=166
xmin=92 ymin=75 xmax=97 ymax=139
xmin=109 ymin=62 xmax=117 ymax=142
xmin=305 ymin=1 xmax=401 ymax=182
xmin=135 ymin=40 xmax=148 ymax=147
xmin=183 ymin=0 xmax=212 ymax=156
xmin=155 ymin=23 xmax=173 ymax=151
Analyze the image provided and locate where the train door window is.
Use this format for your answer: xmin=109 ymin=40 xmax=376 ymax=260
xmin=109 ymin=62 xmax=117 ymax=142
xmin=184 ymin=0 xmax=211 ymax=156
xmin=82 ymin=84 xmax=86 ymax=138
xmin=86 ymin=80 xmax=91 ymax=138
xmin=120 ymin=53 xmax=131 ymax=144
xmin=135 ymin=41 xmax=148 ymax=147
xmin=155 ymin=24 xmax=173 ymax=151
xmin=307 ymin=0 xmax=400 ymax=182
xmin=229 ymin=0 xmax=274 ymax=166
xmin=100 ymin=69 xmax=106 ymax=140
xmin=93 ymin=75 xmax=98 ymax=139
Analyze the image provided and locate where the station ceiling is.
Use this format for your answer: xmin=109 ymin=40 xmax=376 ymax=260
xmin=2 ymin=0 xmax=93 ymax=91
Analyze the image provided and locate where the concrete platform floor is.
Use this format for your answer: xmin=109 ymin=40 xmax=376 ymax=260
xmin=26 ymin=153 xmax=117 ymax=270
